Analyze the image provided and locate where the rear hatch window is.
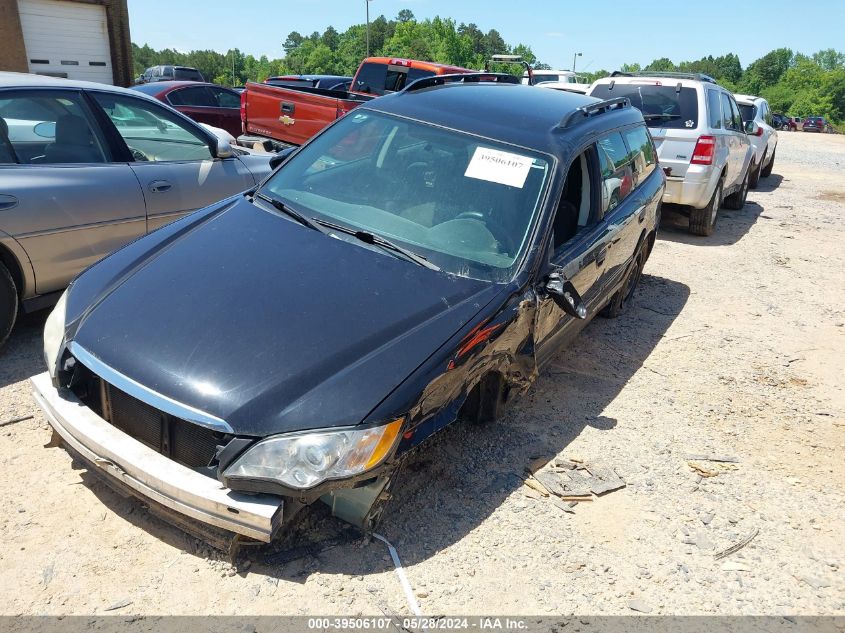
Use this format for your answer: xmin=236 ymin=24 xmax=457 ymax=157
xmin=738 ymin=103 xmax=757 ymax=123
xmin=175 ymin=68 xmax=204 ymax=81
xmin=591 ymin=83 xmax=699 ymax=129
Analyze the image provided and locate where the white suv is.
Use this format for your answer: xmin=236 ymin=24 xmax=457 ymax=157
xmin=588 ymin=72 xmax=754 ymax=236
xmin=734 ymin=94 xmax=778 ymax=188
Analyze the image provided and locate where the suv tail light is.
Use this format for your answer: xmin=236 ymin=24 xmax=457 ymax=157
xmin=240 ymin=89 xmax=247 ymax=132
xmin=752 ymin=126 xmax=764 ymax=137
xmin=691 ymin=135 xmax=716 ymax=165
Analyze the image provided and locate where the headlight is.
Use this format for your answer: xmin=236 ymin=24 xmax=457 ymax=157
xmin=43 ymin=290 xmax=68 ymax=378
xmin=224 ymin=418 xmax=403 ymax=490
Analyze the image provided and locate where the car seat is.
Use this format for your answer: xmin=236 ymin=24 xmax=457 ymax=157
xmin=0 ymin=118 xmax=18 ymax=164
xmin=40 ymin=115 xmax=103 ymax=164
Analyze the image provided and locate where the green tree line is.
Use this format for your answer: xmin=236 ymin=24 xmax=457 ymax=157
xmin=132 ymin=10 xmax=547 ymax=87
xmin=580 ymin=48 xmax=845 ymax=124
xmin=133 ymin=14 xmax=844 ymax=124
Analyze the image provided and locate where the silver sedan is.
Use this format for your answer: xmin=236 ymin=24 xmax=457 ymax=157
xmin=0 ymin=72 xmax=274 ymax=346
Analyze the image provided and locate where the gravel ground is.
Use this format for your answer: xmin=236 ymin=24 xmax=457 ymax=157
xmin=0 ymin=131 xmax=843 ymax=617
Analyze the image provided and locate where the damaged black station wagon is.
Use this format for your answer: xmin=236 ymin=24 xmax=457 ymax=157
xmin=32 ymin=74 xmax=663 ymax=546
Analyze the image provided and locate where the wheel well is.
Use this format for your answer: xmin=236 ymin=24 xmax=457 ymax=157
xmin=0 ymin=244 xmax=24 ymax=297
xmin=459 ymin=370 xmax=508 ymax=424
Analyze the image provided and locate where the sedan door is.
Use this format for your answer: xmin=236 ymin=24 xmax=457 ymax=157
xmin=0 ymin=89 xmax=146 ymax=296
xmin=89 ymin=91 xmax=256 ymax=231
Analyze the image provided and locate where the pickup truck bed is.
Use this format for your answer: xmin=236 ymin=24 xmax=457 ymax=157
xmin=240 ymin=82 xmax=375 ymax=148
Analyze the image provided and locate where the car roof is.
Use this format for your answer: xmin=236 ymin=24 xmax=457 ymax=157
xmin=0 ymin=71 xmax=154 ymax=96
xmin=733 ymin=93 xmax=762 ymax=104
xmin=131 ymin=81 xmax=228 ymax=94
xmin=364 ymin=82 xmax=643 ymax=157
xmin=362 ymin=57 xmax=472 ymax=74
xmin=591 ymin=74 xmax=720 ymax=91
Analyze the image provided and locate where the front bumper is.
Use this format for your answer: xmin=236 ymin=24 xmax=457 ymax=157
xmin=31 ymin=372 xmax=284 ymax=542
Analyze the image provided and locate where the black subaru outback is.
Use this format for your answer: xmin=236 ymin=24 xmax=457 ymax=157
xmin=34 ymin=74 xmax=664 ymax=546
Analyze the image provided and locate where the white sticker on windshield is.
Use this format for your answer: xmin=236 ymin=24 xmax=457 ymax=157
xmin=464 ymin=147 xmax=533 ymax=188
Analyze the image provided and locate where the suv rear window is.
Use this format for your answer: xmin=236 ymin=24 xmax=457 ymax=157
xmin=591 ymin=83 xmax=699 ymax=129
xmin=353 ymin=63 xmax=435 ymax=95
xmin=738 ymin=103 xmax=757 ymax=123
xmin=174 ymin=68 xmax=204 ymax=81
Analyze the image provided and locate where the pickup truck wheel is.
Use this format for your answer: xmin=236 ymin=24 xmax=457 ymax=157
xmin=749 ymin=155 xmax=763 ymax=189
xmin=0 ymin=263 xmax=18 ymax=349
xmin=601 ymin=245 xmax=646 ymax=318
xmin=761 ymin=148 xmax=776 ymax=177
xmin=689 ymin=181 xmax=721 ymax=236
xmin=723 ymin=169 xmax=749 ymax=210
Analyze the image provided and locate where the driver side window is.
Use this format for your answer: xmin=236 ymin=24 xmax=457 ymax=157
xmin=91 ymin=93 xmax=213 ymax=162
xmin=551 ymin=149 xmax=596 ymax=252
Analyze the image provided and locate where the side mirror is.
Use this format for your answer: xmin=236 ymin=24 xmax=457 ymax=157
xmin=269 ymin=146 xmax=296 ymax=170
xmin=215 ymin=137 xmax=234 ymax=159
xmin=545 ymin=271 xmax=587 ymax=319
xmin=744 ymin=120 xmax=759 ymax=135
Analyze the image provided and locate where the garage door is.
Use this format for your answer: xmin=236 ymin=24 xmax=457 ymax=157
xmin=19 ymin=0 xmax=114 ymax=85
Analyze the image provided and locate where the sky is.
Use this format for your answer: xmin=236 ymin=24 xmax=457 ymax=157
xmin=127 ymin=0 xmax=845 ymax=72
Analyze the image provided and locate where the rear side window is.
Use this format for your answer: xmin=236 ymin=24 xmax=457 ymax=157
xmin=211 ymin=87 xmax=240 ymax=108
xmin=167 ymin=86 xmax=215 ymax=107
xmin=590 ymin=83 xmax=699 ymax=129
xmin=597 ymin=131 xmax=634 ymax=215
xmin=720 ymin=93 xmax=737 ymax=130
xmin=706 ymin=90 xmax=722 ymax=129
xmin=738 ymin=103 xmax=756 ymax=123
xmin=623 ymin=126 xmax=656 ymax=184
xmin=175 ymin=68 xmax=204 ymax=81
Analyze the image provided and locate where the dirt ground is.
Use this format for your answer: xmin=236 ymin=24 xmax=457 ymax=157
xmin=0 ymin=131 xmax=843 ymax=617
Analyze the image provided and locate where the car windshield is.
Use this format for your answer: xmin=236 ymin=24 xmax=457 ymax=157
xmin=260 ymin=110 xmax=551 ymax=282
xmin=738 ymin=104 xmax=757 ymax=122
xmin=591 ymin=83 xmax=699 ymax=129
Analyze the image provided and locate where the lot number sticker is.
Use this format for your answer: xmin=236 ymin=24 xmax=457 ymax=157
xmin=465 ymin=147 xmax=533 ymax=188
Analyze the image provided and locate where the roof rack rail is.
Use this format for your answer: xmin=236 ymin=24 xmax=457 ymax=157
xmin=403 ymin=72 xmax=520 ymax=93
xmin=559 ymin=97 xmax=630 ymax=128
xmin=610 ymin=70 xmax=717 ymax=84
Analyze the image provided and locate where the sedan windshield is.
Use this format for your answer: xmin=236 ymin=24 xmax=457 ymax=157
xmin=260 ymin=110 xmax=551 ymax=281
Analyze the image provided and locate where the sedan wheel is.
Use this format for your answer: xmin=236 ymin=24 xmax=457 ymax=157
xmin=0 ymin=264 xmax=18 ymax=349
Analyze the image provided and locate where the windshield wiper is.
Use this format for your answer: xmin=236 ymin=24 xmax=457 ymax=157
xmin=315 ymin=219 xmax=440 ymax=272
xmin=254 ymin=192 xmax=327 ymax=234
xmin=642 ymin=113 xmax=682 ymax=120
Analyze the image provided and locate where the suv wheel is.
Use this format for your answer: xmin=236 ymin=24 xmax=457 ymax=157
xmin=689 ymin=181 xmax=721 ymax=236
xmin=761 ymin=148 xmax=776 ymax=177
xmin=723 ymin=169 xmax=749 ymax=210
xmin=0 ymin=263 xmax=18 ymax=349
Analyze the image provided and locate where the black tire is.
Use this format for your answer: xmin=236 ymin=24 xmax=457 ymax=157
xmin=749 ymin=155 xmax=763 ymax=189
xmin=601 ymin=245 xmax=647 ymax=318
xmin=723 ymin=169 xmax=749 ymax=210
xmin=0 ymin=263 xmax=18 ymax=350
xmin=689 ymin=181 xmax=721 ymax=236
xmin=761 ymin=148 xmax=775 ymax=177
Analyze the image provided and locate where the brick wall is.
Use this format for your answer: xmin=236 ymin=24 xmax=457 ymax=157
xmin=0 ymin=0 xmax=134 ymax=86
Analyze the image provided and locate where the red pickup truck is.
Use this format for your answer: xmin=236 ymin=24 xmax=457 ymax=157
xmin=239 ymin=57 xmax=473 ymax=149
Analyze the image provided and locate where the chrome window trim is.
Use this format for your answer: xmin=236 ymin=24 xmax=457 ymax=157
xmin=69 ymin=341 xmax=233 ymax=433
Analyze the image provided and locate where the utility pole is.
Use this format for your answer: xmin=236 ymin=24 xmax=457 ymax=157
xmin=572 ymin=52 xmax=582 ymax=73
xmin=231 ymin=49 xmax=235 ymax=86
xmin=366 ymin=0 xmax=370 ymax=57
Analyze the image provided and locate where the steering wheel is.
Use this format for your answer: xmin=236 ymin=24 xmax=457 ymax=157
xmin=128 ymin=146 xmax=149 ymax=162
xmin=455 ymin=211 xmax=516 ymax=256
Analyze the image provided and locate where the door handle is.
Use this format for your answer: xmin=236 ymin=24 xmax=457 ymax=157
xmin=281 ymin=102 xmax=295 ymax=114
xmin=595 ymin=245 xmax=608 ymax=267
xmin=148 ymin=180 xmax=172 ymax=193
xmin=0 ymin=194 xmax=18 ymax=211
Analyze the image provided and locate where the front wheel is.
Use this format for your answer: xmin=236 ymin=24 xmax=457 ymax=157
xmin=689 ymin=181 xmax=721 ymax=236
xmin=761 ymin=148 xmax=776 ymax=177
xmin=723 ymin=169 xmax=749 ymax=210
xmin=601 ymin=245 xmax=647 ymax=318
xmin=0 ymin=263 xmax=18 ymax=349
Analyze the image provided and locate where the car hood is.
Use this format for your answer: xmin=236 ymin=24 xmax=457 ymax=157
xmin=67 ymin=196 xmax=498 ymax=436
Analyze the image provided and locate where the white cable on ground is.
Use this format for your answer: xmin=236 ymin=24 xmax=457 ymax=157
xmin=372 ymin=532 xmax=422 ymax=616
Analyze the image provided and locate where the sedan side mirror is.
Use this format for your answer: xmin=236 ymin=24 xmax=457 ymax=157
xmin=269 ymin=146 xmax=296 ymax=170
xmin=215 ymin=137 xmax=234 ymax=159
xmin=546 ymin=271 xmax=587 ymax=319
xmin=744 ymin=120 xmax=759 ymax=135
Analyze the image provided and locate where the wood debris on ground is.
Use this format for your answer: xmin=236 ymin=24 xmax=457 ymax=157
xmin=688 ymin=460 xmax=739 ymax=478
xmin=523 ymin=457 xmax=626 ymax=513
